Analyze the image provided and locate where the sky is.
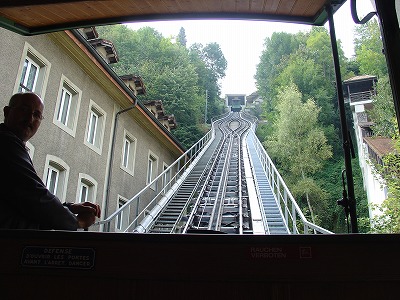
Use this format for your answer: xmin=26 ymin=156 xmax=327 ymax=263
xmin=126 ymin=1 xmax=375 ymax=97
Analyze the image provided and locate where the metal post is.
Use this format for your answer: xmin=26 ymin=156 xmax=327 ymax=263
xmin=284 ymin=190 xmax=288 ymax=224
xmin=205 ymin=89 xmax=208 ymax=124
xmin=292 ymin=203 xmax=297 ymax=234
xmin=327 ymin=4 xmax=358 ymax=233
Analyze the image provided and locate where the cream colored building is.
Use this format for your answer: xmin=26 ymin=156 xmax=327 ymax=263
xmin=0 ymin=27 xmax=185 ymax=231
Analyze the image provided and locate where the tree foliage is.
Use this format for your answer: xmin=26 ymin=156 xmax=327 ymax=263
xmin=265 ymin=84 xmax=332 ymax=223
xmin=177 ymin=27 xmax=187 ymax=47
xmin=354 ymin=19 xmax=388 ymax=78
xmin=255 ymin=26 xmax=369 ymax=232
xmin=255 ymin=32 xmax=303 ymax=113
xmin=371 ymin=141 xmax=400 ymax=233
xmin=369 ymin=75 xmax=398 ymax=138
xmin=96 ymin=24 xmax=227 ymax=148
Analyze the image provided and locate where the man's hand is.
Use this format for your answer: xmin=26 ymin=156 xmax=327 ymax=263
xmin=68 ymin=202 xmax=101 ymax=229
xmin=68 ymin=202 xmax=101 ymax=217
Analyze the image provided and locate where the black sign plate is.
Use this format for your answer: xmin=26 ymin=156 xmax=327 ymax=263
xmin=21 ymin=246 xmax=95 ymax=269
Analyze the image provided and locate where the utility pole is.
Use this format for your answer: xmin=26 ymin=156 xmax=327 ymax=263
xmin=205 ymin=89 xmax=208 ymax=124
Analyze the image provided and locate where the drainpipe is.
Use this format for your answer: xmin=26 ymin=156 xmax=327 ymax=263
xmin=326 ymin=4 xmax=358 ymax=233
xmin=102 ymin=104 xmax=137 ymax=231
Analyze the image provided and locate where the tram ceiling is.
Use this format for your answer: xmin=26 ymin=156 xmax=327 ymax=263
xmin=0 ymin=0 xmax=346 ymax=35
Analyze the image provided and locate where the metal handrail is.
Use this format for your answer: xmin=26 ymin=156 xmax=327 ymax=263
xmin=247 ymin=129 xmax=333 ymax=234
xmin=94 ymin=124 xmax=215 ymax=232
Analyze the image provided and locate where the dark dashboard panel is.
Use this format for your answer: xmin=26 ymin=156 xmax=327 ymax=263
xmin=1 ymin=230 xmax=399 ymax=299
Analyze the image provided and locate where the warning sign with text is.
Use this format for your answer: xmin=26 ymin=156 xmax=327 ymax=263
xmin=21 ymin=246 xmax=95 ymax=269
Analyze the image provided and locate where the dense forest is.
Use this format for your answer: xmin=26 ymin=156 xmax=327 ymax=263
xmin=96 ymin=19 xmax=399 ymax=233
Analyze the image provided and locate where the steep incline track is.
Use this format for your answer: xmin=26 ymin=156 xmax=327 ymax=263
xmin=149 ymin=113 xmax=255 ymax=234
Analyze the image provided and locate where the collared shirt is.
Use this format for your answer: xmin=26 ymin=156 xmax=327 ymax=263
xmin=0 ymin=123 xmax=78 ymax=230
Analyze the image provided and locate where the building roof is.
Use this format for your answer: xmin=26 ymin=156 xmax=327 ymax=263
xmin=120 ymin=74 xmax=146 ymax=95
xmin=89 ymin=38 xmax=119 ymax=64
xmin=0 ymin=0 xmax=346 ymax=35
xmin=343 ymin=75 xmax=377 ymax=83
xmin=363 ymin=136 xmax=396 ymax=158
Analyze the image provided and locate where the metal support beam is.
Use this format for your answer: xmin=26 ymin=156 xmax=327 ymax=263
xmin=374 ymin=0 xmax=400 ymax=135
xmin=326 ymin=4 xmax=359 ymax=233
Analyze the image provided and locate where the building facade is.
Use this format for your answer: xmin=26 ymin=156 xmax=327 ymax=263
xmin=343 ymin=75 xmax=391 ymax=220
xmin=0 ymin=27 xmax=185 ymax=231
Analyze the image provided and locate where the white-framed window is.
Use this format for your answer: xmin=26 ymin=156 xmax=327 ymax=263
xmin=14 ymin=42 xmax=51 ymax=97
xmin=116 ymin=196 xmax=130 ymax=231
xmin=84 ymin=100 xmax=106 ymax=155
xmin=76 ymin=174 xmax=98 ymax=204
xmin=147 ymin=151 xmax=159 ymax=189
xmin=79 ymin=182 xmax=89 ymax=203
xmin=46 ymin=166 xmax=59 ymax=195
xmin=121 ymin=130 xmax=137 ymax=176
xmin=87 ymin=110 xmax=98 ymax=144
xmin=54 ymin=75 xmax=82 ymax=136
xmin=162 ymin=163 xmax=171 ymax=194
xmin=43 ymin=155 xmax=70 ymax=202
xmin=19 ymin=57 xmax=39 ymax=92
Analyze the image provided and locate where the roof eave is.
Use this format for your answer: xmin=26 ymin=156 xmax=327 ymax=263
xmin=0 ymin=7 xmax=343 ymax=36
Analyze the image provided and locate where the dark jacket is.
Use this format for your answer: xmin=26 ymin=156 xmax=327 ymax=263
xmin=0 ymin=123 xmax=78 ymax=230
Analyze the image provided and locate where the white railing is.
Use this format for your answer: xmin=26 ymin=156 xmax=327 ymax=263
xmin=248 ymin=127 xmax=333 ymax=234
xmin=94 ymin=126 xmax=215 ymax=232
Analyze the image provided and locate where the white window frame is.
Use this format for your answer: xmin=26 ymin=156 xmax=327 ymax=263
xmin=53 ymin=75 xmax=82 ymax=137
xmin=46 ymin=166 xmax=59 ymax=195
xmin=76 ymin=173 xmax=98 ymax=204
xmin=87 ymin=110 xmax=98 ymax=145
xmin=79 ymin=182 xmax=89 ymax=203
xmin=147 ymin=151 xmax=159 ymax=190
xmin=116 ymin=196 xmax=130 ymax=232
xmin=58 ymin=88 xmax=72 ymax=125
xmin=43 ymin=155 xmax=70 ymax=202
xmin=120 ymin=130 xmax=137 ymax=176
xmin=14 ymin=42 xmax=51 ymax=97
xmin=84 ymin=100 xmax=106 ymax=155
xmin=19 ymin=57 xmax=39 ymax=93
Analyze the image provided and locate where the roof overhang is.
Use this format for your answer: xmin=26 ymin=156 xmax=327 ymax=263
xmin=0 ymin=0 xmax=346 ymax=36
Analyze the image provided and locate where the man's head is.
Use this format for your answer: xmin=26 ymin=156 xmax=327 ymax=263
xmin=3 ymin=92 xmax=44 ymax=142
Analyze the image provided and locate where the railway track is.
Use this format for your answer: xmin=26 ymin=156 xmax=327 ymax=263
xmin=148 ymin=112 xmax=255 ymax=234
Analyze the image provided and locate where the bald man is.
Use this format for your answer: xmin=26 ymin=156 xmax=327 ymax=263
xmin=0 ymin=92 xmax=100 ymax=230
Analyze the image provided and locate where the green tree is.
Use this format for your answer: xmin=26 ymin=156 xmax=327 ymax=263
xmin=201 ymin=42 xmax=227 ymax=80
xmin=369 ymin=75 xmax=398 ymax=138
xmin=354 ymin=19 xmax=388 ymax=78
xmin=266 ymin=84 xmax=332 ymax=223
xmin=255 ymin=31 xmax=303 ymax=113
xmin=255 ymin=26 xmax=370 ymax=231
xmin=189 ymin=42 xmax=226 ymax=119
xmin=177 ymin=27 xmax=187 ymax=47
